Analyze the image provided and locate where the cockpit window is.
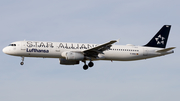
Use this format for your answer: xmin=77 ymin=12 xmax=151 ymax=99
xmin=9 ymin=44 xmax=16 ymax=46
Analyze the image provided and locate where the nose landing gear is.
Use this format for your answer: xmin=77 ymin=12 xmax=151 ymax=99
xmin=20 ymin=56 xmax=24 ymax=65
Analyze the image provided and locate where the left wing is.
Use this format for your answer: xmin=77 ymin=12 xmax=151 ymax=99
xmin=83 ymin=40 xmax=118 ymax=58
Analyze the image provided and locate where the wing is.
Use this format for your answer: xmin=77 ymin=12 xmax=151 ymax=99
xmin=83 ymin=40 xmax=118 ymax=58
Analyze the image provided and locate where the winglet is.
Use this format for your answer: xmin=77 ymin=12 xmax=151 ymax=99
xmin=116 ymin=39 xmax=120 ymax=42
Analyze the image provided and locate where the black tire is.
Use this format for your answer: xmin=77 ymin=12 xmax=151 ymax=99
xmin=83 ymin=65 xmax=88 ymax=70
xmin=20 ymin=62 xmax=24 ymax=65
xmin=88 ymin=61 xmax=94 ymax=67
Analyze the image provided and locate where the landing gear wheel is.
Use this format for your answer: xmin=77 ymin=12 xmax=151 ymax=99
xmin=88 ymin=61 xmax=94 ymax=67
xmin=20 ymin=56 xmax=24 ymax=65
xmin=20 ymin=62 xmax=24 ymax=65
xmin=83 ymin=65 xmax=88 ymax=70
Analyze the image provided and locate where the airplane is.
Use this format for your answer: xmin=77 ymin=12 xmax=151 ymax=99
xmin=2 ymin=25 xmax=175 ymax=70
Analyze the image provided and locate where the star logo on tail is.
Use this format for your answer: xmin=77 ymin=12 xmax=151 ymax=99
xmin=155 ymin=35 xmax=165 ymax=45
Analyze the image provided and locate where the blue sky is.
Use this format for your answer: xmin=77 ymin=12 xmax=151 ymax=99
xmin=0 ymin=0 xmax=180 ymax=101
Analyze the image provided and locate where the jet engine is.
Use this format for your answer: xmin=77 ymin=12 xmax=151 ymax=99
xmin=61 ymin=51 xmax=84 ymax=60
xmin=59 ymin=58 xmax=79 ymax=65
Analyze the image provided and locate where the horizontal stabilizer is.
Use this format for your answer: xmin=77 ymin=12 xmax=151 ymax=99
xmin=156 ymin=47 xmax=176 ymax=52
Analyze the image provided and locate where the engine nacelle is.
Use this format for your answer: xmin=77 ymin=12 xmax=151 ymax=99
xmin=59 ymin=58 xmax=79 ymax=65
xmin=61 ymin=51 xmax=84 ymax=60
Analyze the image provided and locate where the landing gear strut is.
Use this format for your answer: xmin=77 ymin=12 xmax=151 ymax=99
xmin=83 ymin=61 xmax=88 ymax=70
xmin=20 ymin=56 xmax=24 ymax=65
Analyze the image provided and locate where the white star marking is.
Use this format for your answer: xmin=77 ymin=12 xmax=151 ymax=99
xmin=155 ymin=34 xmax=165 ymax=45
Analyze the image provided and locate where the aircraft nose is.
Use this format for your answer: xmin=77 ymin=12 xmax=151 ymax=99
xmin=2 ymin=47 xmax=8 ymax=54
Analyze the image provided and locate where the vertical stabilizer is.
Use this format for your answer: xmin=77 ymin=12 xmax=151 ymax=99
xmin=144 ymin=25 xmax=171 ymax=48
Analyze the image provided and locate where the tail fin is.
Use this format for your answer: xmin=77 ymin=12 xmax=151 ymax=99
xmin=144 ymin=25 xmax=171 ymax=48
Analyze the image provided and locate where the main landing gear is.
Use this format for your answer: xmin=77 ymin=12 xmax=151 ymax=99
xmin=20 ymin=56 xmax=24 ymax=65
xmin=83 ymin=61 xmax=94 ymax=70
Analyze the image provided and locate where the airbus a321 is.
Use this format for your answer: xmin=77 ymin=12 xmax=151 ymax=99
xmin=3 ymin=25 xmax=175 ymax=70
